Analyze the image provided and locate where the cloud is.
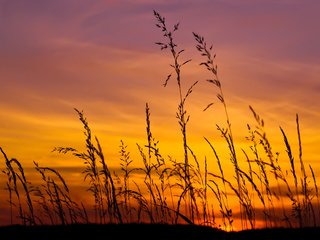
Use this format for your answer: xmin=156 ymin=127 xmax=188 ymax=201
xmin=0 ymin=1 xmax=319 ymax=227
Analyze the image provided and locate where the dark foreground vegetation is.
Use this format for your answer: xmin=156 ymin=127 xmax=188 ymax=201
xmin=1 ymin=10 xmax=319 ymax=240
xmin=1 ymin=223 xmax=320 ymax=240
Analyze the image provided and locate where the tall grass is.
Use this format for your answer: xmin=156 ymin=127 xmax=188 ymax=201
xmin=154 ymin=10 xmax=198 ymax=223
xmin=0 ymin=10 xmax=319 ymax=231
xmin=53 ymin=108 xmax=122 ymax=224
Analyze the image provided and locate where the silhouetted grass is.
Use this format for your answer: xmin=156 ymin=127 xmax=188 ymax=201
xmin=0 ymin=10 xmax=319 ymax=239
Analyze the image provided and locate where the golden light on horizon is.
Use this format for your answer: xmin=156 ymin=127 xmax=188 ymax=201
xmin=0 ymin=0 xmax=319 ymax=231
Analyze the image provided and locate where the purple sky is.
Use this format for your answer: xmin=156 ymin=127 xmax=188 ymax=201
xmin=0 ymin=0 xmax=319 ymax=170
xmin=0 ymin=0 xmax=320 ymax=228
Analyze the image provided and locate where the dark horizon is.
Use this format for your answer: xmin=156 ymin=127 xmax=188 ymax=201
xmin=1 ymin=0 xmax=320 ymax=231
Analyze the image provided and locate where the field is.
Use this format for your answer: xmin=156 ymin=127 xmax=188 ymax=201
xmin=1 ymin=9 xmax=319 ymax=240
xmin=1 ymin=223 xmax=320 ymax=240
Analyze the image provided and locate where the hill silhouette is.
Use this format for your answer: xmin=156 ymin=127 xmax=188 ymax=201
xmin=1 ymin=223 xmax=320 ymax=240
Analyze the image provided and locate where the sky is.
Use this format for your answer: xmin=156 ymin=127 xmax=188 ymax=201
xmin=0 ymin=0 xmax=320 ymax=227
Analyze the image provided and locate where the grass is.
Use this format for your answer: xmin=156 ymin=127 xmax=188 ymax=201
xmin=0 ymin=9 xmax=319 ymax=238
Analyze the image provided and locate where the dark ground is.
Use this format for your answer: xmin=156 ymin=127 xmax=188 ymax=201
xmin=1 ymin=223 xmax=320 ymax=240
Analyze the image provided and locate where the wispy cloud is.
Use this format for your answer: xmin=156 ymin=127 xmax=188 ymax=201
xmin=0 ymin=2 xmax=319 ymax=223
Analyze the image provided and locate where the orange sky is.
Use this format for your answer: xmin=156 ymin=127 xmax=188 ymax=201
xmin=0 ymin=0 xmax=319 ymax=228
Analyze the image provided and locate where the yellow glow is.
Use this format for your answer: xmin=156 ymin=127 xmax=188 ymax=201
xmin=1 ymin=2 xmax=320 ymax=229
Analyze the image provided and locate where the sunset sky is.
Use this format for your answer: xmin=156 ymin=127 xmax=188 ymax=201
xmin=0 ymin=0 xmax=320 ymax=227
